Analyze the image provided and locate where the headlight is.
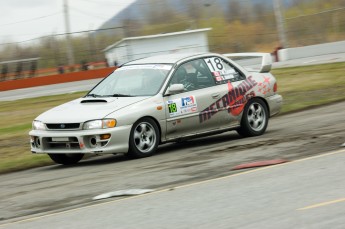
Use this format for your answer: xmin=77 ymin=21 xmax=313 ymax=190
xmin=32 ymin=120 xmax=46 ymax=130
xmin=83 ymin=119 xmax=116 ymax=130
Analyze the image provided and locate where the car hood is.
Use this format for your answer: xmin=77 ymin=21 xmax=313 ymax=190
xmin=36 ymin=97 xmax=150 ymax=123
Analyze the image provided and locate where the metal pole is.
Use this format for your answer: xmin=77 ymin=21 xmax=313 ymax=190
xmin=273 ymin=0 xmax=288 ymax=48
xmin=63 ymin=0 xmax=75 ymax=66
xmin=204 ymin=3 xmax=211 ymax=28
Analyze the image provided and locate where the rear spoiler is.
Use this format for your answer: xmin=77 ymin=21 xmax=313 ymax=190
xmin=223 ymin=53 xmax=272 ymax=73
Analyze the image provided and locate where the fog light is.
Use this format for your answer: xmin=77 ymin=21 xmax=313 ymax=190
xmin=100 ymin=134 xmax=111 ymax=140
xmin=90 ymin=137 xmax=97 ymax=146
xmin=34 ymin=137 xmax=41 ymax=148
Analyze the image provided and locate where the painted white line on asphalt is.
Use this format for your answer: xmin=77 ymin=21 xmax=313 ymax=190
xmin=298 ymin=197 xmax=345 ymax=211
xmin=303 ymin=59 xmax=317 ymax=64
xmin=173 ymin=148 xmax=345 ymax=190
xmin=1 ymin=148 xmax=345 ymax=227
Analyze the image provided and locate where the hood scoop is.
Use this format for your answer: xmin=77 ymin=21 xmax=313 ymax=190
xmin=80 ymin=99 xmax=108 ymax=104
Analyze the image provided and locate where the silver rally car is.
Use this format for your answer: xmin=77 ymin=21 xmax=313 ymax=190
xmin=30 ymin=53 xmax=282 ymax=165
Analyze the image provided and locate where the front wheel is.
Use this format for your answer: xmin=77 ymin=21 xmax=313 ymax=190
xmin=127 ymin=118 xmax=160 ymax=158
xmin=237 ymin=98 xmax=268 ymax=137
xmin=48 ymin=153 xmax=84 ymax=165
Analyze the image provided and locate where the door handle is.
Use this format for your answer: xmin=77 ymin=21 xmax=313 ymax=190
xmin=212 ymin=93 xmax=220 ymax=99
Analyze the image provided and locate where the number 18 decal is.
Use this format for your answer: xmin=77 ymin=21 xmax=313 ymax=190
xmin=205 ymin=57 xmax=224 ymax=71
xmin=168 ymin=103 xmax=177 ymax=113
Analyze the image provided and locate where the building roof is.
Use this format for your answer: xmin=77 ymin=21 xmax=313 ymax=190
xmin=103 ymin=28 xmax=211 ymax=52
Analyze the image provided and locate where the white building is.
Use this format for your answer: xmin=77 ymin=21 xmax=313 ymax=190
xmin=103 ymin=28 xmax=211 ymax=66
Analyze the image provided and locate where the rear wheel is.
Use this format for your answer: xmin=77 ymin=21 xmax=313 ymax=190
xmin=127 ymin=118 xmax=160 ymax=158
xmin=237 ymin=98 xmax=268 ymax=137
xmin=48 ymin=153 xmax=84 ymax=165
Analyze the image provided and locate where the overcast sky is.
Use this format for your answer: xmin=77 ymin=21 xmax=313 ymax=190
xmin=0 ymin=0 xmax=136 ymax=44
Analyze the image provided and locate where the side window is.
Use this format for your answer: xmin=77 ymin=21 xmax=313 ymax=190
xmin=204 ymin=57 xmax=245 ymax=84
xmin=169 ymin=59 xmax=216 ymax=92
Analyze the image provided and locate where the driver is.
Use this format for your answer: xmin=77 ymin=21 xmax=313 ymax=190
xmin=173 ymin=66 xmax=195 ymax=91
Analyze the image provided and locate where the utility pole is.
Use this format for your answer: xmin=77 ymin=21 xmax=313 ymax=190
xmin=273 ymin=0 xmax=288 ymax=48
xmin=204 ymin=3 xmax=211 ymax=28
xmin=63 ymin=0 xmax=75 ymax=66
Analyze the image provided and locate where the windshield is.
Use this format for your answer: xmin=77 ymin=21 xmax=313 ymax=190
xmin=87 ymin=64 xmax=172 ymax=97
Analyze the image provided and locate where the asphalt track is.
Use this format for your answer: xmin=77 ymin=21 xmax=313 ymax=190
xmin=0 ymin=100 xmax=344 ymax=228
xmin=3 ymin=149 xmax=345 ymax=229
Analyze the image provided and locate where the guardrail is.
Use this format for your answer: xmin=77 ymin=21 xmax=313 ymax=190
xmin=278 ymin=40 xmax=345 ymax=61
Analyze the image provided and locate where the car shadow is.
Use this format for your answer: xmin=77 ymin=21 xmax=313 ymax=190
xmin=157 ymin=132 xmax=242 ymax=155
xmin=40 ymin=131 xmax=243 ymax=170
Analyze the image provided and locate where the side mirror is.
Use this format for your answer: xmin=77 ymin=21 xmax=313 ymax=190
xmin=165 ymin=84 xmax=184 ymax=95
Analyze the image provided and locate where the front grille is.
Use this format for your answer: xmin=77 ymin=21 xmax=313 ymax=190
xmin=46 ymin=123 xmax=80 ymax=130
xmin=43 ymin=137 xmax=80 ymax=150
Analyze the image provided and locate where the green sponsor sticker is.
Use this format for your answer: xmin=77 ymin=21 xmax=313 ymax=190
xmin=168 ymin=103 xmax=177 ymax=113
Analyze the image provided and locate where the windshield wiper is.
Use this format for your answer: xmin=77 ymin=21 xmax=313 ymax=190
xmin=85 ymin=93 xmax=102 ymax=98
xmin=86 ymin=93 xmax=134 ymax=98
xmin=111 ymin=93 xmax=134 ymax=97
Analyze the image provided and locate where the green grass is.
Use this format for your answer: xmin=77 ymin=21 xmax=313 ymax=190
xmin=0 ymin=92 xmax=86 ymax=173
xmin=272 ymin=62 xmax=345 ymax=113
xmin=0 ymin=62 xmax=345 ymax=174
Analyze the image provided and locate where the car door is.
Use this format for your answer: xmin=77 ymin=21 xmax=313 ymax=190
xmin=163 ymin=58 xmax=226 ymax=140
xmin=203 ymin=56 xmax=257 ymax=126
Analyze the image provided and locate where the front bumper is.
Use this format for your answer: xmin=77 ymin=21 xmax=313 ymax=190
xmin=29 ymin=125 xmax=132 ymax=155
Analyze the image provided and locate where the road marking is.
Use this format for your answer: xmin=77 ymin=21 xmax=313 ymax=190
xmin=303 ymin=59 xmax=317 ymax=64
xmin=173 ymin=148 xmax=345 ymax=190
xmin=1 ymin=148 xmax=345 ymax=227
xmin=298 ymin=197 xmax=345 ymax=211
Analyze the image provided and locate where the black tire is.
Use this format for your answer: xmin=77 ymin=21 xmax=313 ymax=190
xmin=48 ymin=153 xmax=84 ymax=165
xmin=237 ymin=98 xmax=268 ymax=137
xmin=127 ymin=118 xmax=160 ymax=158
